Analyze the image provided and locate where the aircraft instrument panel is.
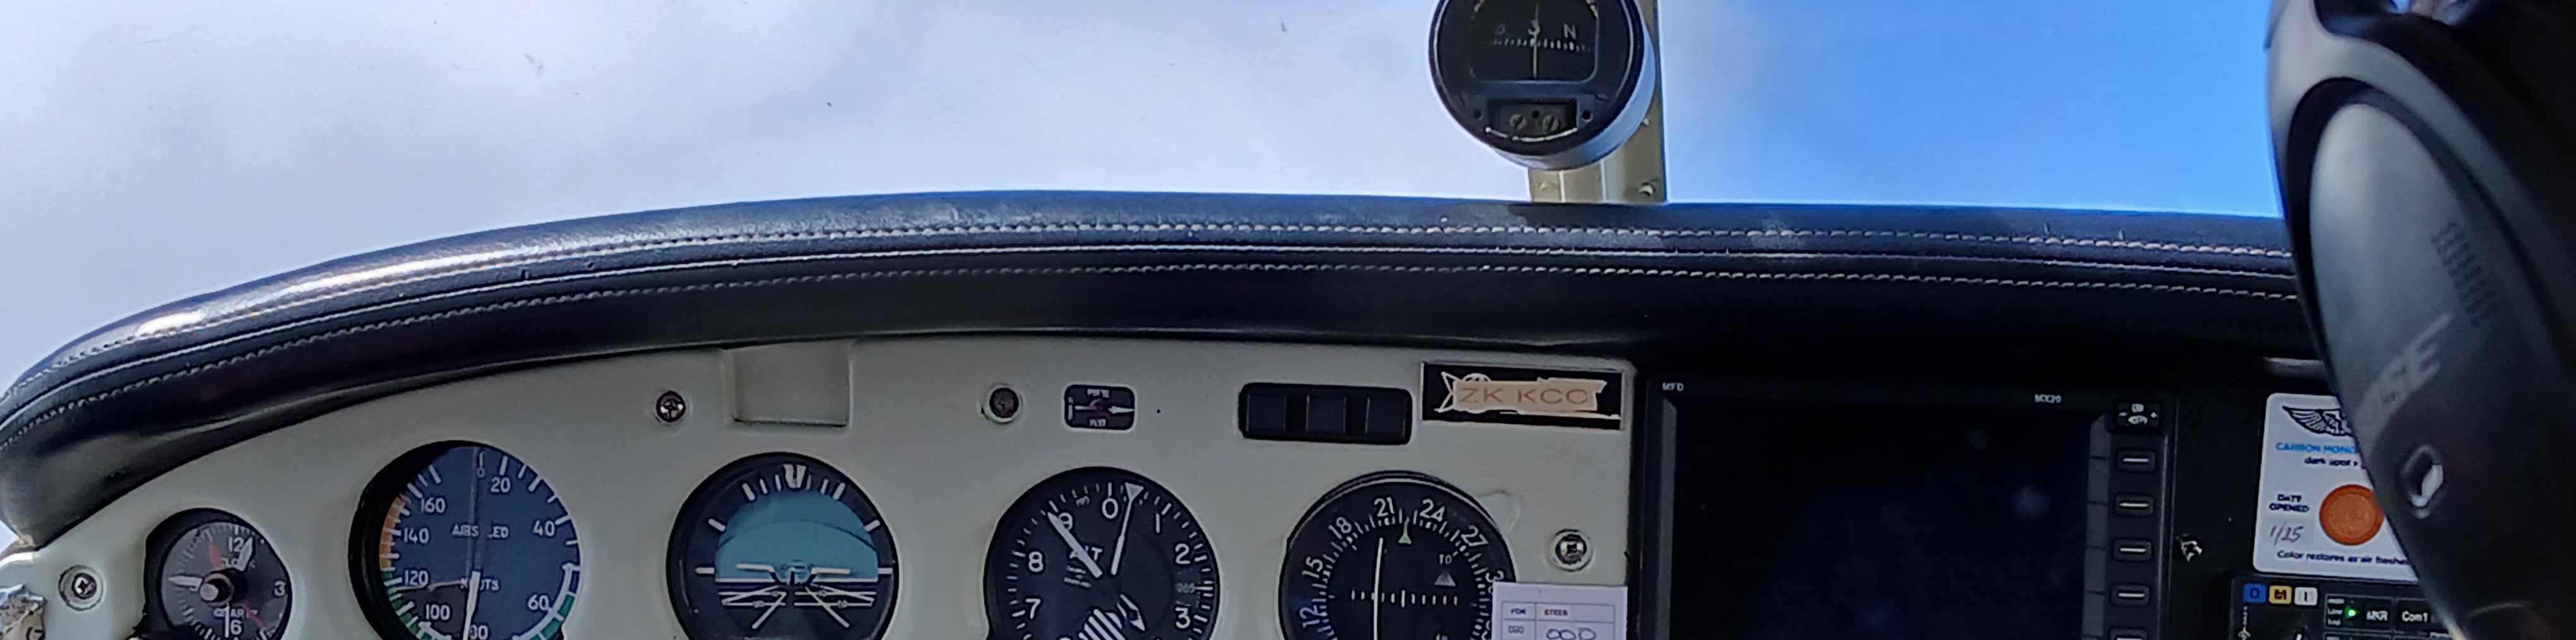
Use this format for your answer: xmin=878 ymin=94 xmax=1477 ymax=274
xmin=0 ymin=192 xmax=2349 ymax=640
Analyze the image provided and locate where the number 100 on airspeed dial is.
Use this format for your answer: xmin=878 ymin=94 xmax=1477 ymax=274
xmin=355 ymin=443 xmax=581 ymax=640
xmin=669 ymin=454 xmax=899 ymax=640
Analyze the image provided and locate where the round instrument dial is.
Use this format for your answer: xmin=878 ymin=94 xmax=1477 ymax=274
xmin=354 ymin=443 xmax=581 ymax=640
xmin=1467 ymin=0 xmax=1602 ymax=82
xmin=1430 ymin=0 xmax=1655 ymax=169
xmin=145 ymin=509 xmax=292 ymax=639
xmin=984 ymin=468 xmax=1219 ymax=640
xmin=669 ymin=454 xmax=899 ymax=640
xmin=1278 ymin=472 xmax=1513 ymax=640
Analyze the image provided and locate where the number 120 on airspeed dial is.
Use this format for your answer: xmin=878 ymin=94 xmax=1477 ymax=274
xmin=986 ymin=468 xmax=1219 ymax=640
xmin=354 ymin=443 xmax=581 ymax=640
xmin=1278 ymin=472 xmax=1514 ymax=640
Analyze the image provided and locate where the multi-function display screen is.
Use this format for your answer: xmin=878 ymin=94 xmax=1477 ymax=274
xmin=1668 ymin=399 xmax=2096 ymax=639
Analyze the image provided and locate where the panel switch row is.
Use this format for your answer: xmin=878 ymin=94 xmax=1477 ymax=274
xmin=1240 ymin=384 xmax=1411 ymax=444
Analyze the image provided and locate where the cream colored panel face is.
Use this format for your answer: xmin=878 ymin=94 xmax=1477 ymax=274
xmin=14 ymin=337 xmax=1632 ymax=639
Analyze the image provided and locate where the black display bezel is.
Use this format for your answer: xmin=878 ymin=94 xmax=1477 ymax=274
xmin=1643 ymin=376 xmax=2176 ymax=640
xmin=1273 ymin=470 xmax=1517 ymax=640
xmin=346 ymin=441 xmax=575 ymax=640
xmin=141 ymin=507 xmax=289 ymax=639
xmin=664 ymin=452 xmax=900 ymax=640
xmin=1430 ymin=0 xmax=1655 ymax=169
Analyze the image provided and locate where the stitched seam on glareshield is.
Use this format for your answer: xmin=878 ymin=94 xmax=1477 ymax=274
xmin=11 ymin=224 xmax=2288 ymax=394
xmin=0 ymin=261 xmax=2296 ymax=460
xmin=9 ymin=242 xmax=2298 ymax=402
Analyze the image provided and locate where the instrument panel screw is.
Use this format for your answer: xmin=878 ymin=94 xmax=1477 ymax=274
xmin=1551 ymin=530 xmax=1592 ymax=571
xmin=59 ymin=566 xmax=98 ymax=611
xmin=985 ymin=386 xmax=1022 ymax=424
xmin=654 ymin=391 xmax=688 ymax=424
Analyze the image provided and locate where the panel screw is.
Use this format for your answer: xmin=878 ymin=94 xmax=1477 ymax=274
xmin=986 ymin=386 xmax=1022 ymax=424
xmin=655 ymin=391 xmax=688 ymax=424
xmin=1551 ymin=530 xmax=1592 ymax=571
xmin=59 ymin=566 xmax=98 ymax=611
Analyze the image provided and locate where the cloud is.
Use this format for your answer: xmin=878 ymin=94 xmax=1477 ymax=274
xmin=0 ymin=0 xmax=1523 ymax=379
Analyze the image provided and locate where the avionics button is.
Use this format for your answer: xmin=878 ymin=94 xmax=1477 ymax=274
xmin=2245 ymin=584 xmax=2270 ymax=603
xmin=2116 ymin=448 xmax=2158 ymax=472
xmin=2359 ymin=599 xmax=2395 ymax=629
xmin=2269 ymin=584 xmax=2294 ymax=605
xmin=2113 ymin=583 xmax=2151 ymax=606
xmin=2397 ymin=601 xmax=2436 ymax=631
xmin=2109 ymin=628 xmax=2147 ymax=640
xmin=2294 ymin=586 xmax=2320 ymax=607
xmin=2114 ymin=401 xmax=2163 ymax=432
xmin=2114 ymin=494 xmax=2157 ymax=517
xmin=2114 ymin=538 xmax=2154 ymax=562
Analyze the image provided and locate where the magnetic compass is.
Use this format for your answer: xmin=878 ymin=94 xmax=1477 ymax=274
xmin=1430 ymin=0 xmax=1656 ymax=169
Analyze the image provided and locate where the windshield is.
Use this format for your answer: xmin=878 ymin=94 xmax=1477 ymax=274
xmin=0 ymin=1 xmax=2275 ymax=410
xmin=1661 ymin=1 xmax=2278 ymax=215
xmin=1 ymin=0 xmax=2284 ymax=558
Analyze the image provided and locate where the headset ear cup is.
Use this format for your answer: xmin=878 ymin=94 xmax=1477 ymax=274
xmin=2305 ymin=92 xmax=2576 ymax=639
xmin=2279 ymin=0 xmax=2576 ymax=634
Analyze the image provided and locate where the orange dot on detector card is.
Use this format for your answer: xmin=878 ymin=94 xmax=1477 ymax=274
xmin=2320 ymin=483 xmax=2386 ymax=546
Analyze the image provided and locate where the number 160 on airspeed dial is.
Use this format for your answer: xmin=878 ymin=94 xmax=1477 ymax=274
xmin=353 ymin=443 xmax=582 ymax=640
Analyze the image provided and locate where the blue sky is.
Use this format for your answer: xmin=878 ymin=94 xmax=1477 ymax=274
xmin=1662 ymin=1 xmax=2279 ymax=212
xmin=0 ymin=0 xmax=2277 ymax=541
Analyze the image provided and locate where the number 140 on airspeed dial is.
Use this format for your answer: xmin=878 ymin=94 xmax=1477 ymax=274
xmin=354 ymin=443 xmax=582 ymax=640
xmin=986 ymin=468 xmax=1219 ymax=640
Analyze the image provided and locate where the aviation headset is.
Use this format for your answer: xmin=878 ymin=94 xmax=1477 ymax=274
xmin=2272 ymin=0 xmax=2576 ymax=637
